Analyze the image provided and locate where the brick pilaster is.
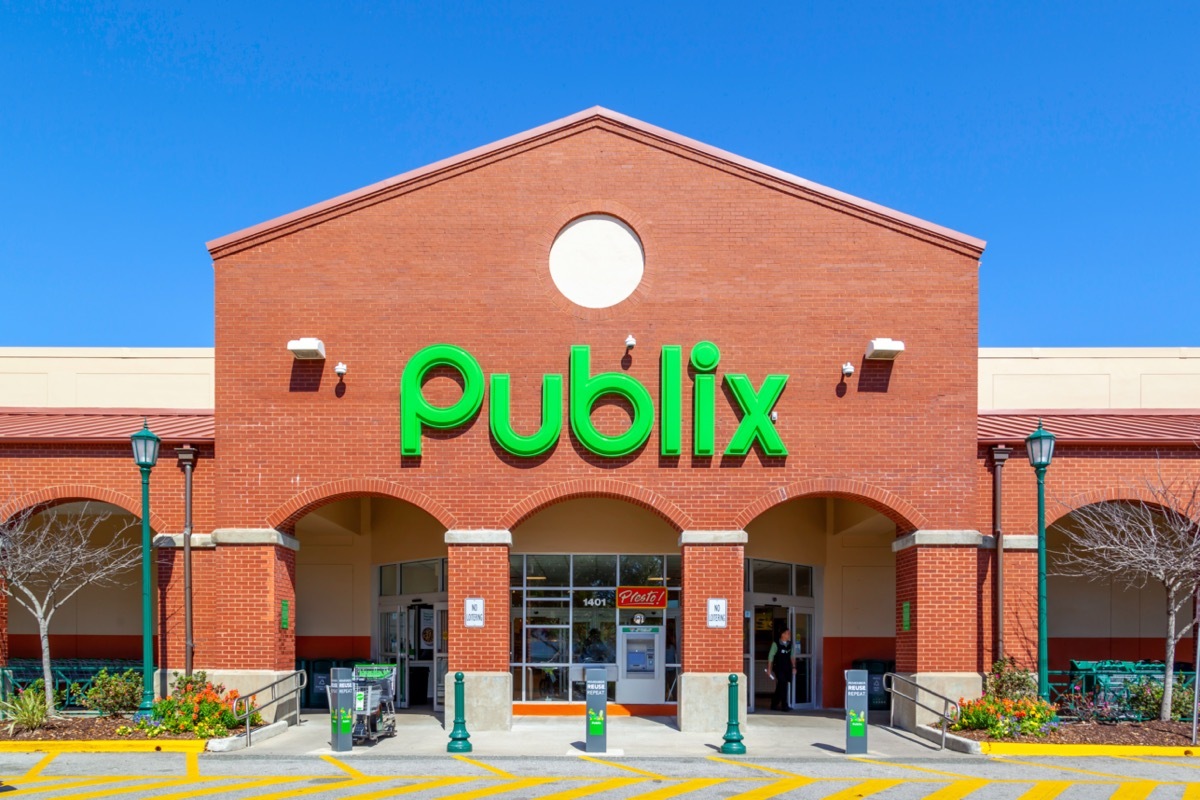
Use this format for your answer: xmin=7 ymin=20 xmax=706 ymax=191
xmin=680 ymin=532 xmax=745 ymax=674
xmin=446 ymin=531 xmax=511 ymax=673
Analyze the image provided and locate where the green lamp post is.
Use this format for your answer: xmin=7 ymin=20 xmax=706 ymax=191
xmin=1025 ymin=419 xmax=1056 ymax=701
xmin=131 ymin=420 xmax=161 ymax=718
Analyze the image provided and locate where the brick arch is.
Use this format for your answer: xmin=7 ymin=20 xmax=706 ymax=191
xmin=500 ymin=479 xmax=693 ymax=532
xmin=733 ymin=477 xmax=929 ymax=534
xmin=0 ymin=485 xmax=166 ymax=532
xmin=1049 ymin=487 xmax=1187 ymax=528
xmin=267 ymin=479 xmax=457 ymax=534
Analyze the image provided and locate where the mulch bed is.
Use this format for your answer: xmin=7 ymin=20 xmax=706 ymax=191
xmin=950 ymin=720 xmax=1200 ymax=747
xmin=0 ymin=716 xmax=199 ymax=741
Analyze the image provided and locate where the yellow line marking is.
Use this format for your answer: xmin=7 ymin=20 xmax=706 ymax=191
xmin=819 ymin=779 xmax=904 ymax=799
xmin=337 ymin=777 xmax=477 ymax=800
xmin=234 ymin=776 xmax=391 ymax=800
xmin=36 ymin=776 xmax=217 ymax=800
xmin=706 ymin=755 xmax=808 ymax=777
xmin=186 ymin=751 xmax=200 ymax=779
xmin=1109 ymin=783 xmax=1159 ymax=800
xmin=1184 ymin=783 xmax=1200 ymax=799
xmin=534 ymin=777 xmax=645 ymax=800
xmin=1118 ymin=755 xmax=1200 ymax=769
xmin=108 ymin=775 xmax=313 ymax=800
xmin=320 ymin=755 xmax=367 ymax=778
xmin=723 ymin=777 xmax=814 ymax=799
xmin=1014 ymin=781 xmax=1074 ymax=800
xmin=625 ymin=778 xmax=725 ymax=799
xmin=452 ymin=755 xmax=515 ymax=778
xmin=921 ymin=780 xmax=991 ymax=800
xmin=1 ymin=776 xmax=138 ymax=795
xmin=998 ymin=757 xmax=1144 ymax=780
xmin=0 ymin=740 xmax=207 ymax=753
xmin=849 ymin=756 xmax=976 ymax=780
xmin=23 ymin=753 xmax=56 ymax=779
xmin=577 ymin=756 xmax=664 ymax=778
xmin=424 ymin=776 xmax=558 ymax=800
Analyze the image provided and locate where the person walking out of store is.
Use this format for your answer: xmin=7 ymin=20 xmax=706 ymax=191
xmin=767 ymin=628 xmax=795 ymax=712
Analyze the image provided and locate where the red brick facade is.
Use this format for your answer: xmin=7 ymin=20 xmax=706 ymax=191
xmin=0 ymin=110 xmax=1195 ymax=709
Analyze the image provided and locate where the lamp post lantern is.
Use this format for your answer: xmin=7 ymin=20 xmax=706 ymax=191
xmin=131 ymin=420 xmax=161 ymax=718
xmin=1025 ymin=419 xmax=1056 ymax=701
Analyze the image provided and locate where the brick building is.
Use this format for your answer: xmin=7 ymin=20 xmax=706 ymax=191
xmin=1 ymin=109 xmax=1197 ymax=731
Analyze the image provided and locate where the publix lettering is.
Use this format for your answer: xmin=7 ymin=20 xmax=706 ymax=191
xmin=400 ymin=342 xmax=788 ymax=459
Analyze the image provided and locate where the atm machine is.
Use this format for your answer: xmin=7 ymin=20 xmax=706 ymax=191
xmin=616 ymin=625 xmax=664 ymax=703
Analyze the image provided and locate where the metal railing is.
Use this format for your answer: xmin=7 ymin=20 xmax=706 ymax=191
xmin=883 ymin=672 xmax=960 ymax=751
xmin=232 ymin=670 xmax=307 ymax=747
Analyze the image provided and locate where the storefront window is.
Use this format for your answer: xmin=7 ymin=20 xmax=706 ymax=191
xmin=794 ymin=565 xmax=813 ymax=598
xmin=379 ymin=564 xmax=399 ymax=597
xmin=573 ymin=554 xmax=617 ymax=587
xmin=619 ymin=554 xmax=664 ymax=586
xmin=402 ymin=560 xmax=440 ymax=594
xmin=751 ymin=559 xmax=791 ymax=594
xmin=526 ymin=555 xmax=570 ymax=586
xmin=665 ymin=555 xmax=681 ymax=587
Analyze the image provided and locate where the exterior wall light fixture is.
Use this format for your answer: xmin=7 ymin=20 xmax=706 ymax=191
xmin=865 ymin=338 xmax=905 ymax=360
xmin=287 ymin=337 xmax=326 ymax=360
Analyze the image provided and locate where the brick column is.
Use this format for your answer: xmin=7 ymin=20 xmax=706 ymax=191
xmin=892 ymin=530 xmax=987 ymax=730
xmin=678 ymin=530 xmax=745 ymax=733
xmin=445 ymin=529 xmax=512 ymax=731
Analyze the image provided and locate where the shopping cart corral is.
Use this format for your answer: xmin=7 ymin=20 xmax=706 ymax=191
xmin=327 ymin=664 xmax=397 ymax=744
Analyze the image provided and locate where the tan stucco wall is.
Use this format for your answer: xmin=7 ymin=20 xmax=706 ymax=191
xmin=8 ymin=503 xmax=146 ymax=637
xmin=1048 ymin=519 xmax=1195 ymax=637
xmin=512 ymin=498 xmax=679 ymax=554
xmin=746 ymin=497 xmax=895 ymax=638
xmin=293 ymin=497 xmax=446 ymax=639
xmin=980 ymin=348 xmax=1200 ymax=410
xmin=0 ymin=348 xmax=214 ymax=409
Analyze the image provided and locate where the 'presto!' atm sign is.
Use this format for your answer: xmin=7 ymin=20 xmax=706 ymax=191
xmin=400 ymin=342 xmax=788 ymax=459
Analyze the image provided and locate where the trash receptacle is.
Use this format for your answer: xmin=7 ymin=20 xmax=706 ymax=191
xmin=852 ymin=659 xmax=891 ymax=711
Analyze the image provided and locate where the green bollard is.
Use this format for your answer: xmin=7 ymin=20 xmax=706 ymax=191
xmin=447 ymin=672 xmax=472 ymax=753
xmin=720 ymin=673 xmax=746 ymax=755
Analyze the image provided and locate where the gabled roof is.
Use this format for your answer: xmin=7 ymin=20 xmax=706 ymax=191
xmin=208 ymin=107 xmax=985 ymax=258
xmin=979 ymin=410 xmax=1200 ymax=446
xmin=0 ymin=409 xmax=214 ymax=444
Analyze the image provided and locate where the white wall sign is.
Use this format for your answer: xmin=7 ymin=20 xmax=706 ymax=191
xmin=464 ymin=597 xmax=485 ymax=628
xmin=707 ymin=598 xmax=728 ymax=628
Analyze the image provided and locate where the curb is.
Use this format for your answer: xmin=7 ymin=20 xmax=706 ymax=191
xmin=206 ymin=720 xmax=289 ymax=752
xmin=915 ymin=725 xmax=982 ymax=754
xmin=982 ymin=742 xmax=1200 ymax=757
xmin=0 ymin=740 xmax=207 ymax=753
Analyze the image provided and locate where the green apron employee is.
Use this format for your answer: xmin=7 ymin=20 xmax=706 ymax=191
xmin=766 ymin=628 xmax=794 ymax=712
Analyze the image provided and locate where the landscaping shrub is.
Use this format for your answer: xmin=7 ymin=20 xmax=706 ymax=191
xmin=951 ymin=695 xmax=1058 ymax=738
xmin=1058 ymin=691 xmax=1121 ymax=723
xmin=1126 ymin=678 xmax=1195 ymax=721
xmin=1 ymin=689 xmax=48 ymax=734
xmin=126 ymin=671 xmax=263 ymax=739
xmin=82 ymin=669 xmax=143 ymax=716
xmin=985 ymin=657 xmax=1037 ymax=701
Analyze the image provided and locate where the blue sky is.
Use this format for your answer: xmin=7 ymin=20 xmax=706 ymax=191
xmin=1 ymin=2 xmax=1196 ymax=347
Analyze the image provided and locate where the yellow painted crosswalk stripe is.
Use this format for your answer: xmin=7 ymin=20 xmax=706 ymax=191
xmin=625 ymin=778 xmax=725 ymax=799
xmin=1183 ymin=783 xmax=1200 ymax=799
xmin=320 ymin=755 xmax=367 ymax=778
xmin=24 ymin=753 xmax=56 ymax=779
xmin=820 ymin=779 xmax=904 ymax=799
xmin=337 ymin=776 xmax=476 ymax=800
xmin=452 ymin=756 xmax=515 ymax=779
xmin=706 ymin=756 xmax=808 ymax=778
xmin=1014 ymin=781 xmax=1073 ymax=800
xmin=433 ymin=776 xmax=560 ymax=800
xmin=185 ymin=752 xmax=200 ymax=779
xmin=236 ymin=776 xmax=394 ymax=800
xmin=533 ymin=777 xmax=645 ymax=800
xmin=5 ymin=776 xmax=136 ymax=795
xmin=850 ymin=756 xmax=976 ymax=780
xmin=577 ymin=756 xmax=664 ymax=778
xmin=723 ymin=777 xmax=813 ymax=799
xmin=111 ymin=775 xmax=312 ymax=800
xmin=36 ymin=776 xmax=217 ymax=800
xmin=921 ymin=779 xmax=990 ymax=800
xmin=1109 ymin=783 xmax=1158 ymax=800
xmin=1000 ymin=757 xmax=1141 ymax=780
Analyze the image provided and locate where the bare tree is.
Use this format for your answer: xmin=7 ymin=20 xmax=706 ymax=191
xmin=1052 ymin=471 xmax=1200 ymax=721
xmin=0 ymin=502 xmax=141 ymax=716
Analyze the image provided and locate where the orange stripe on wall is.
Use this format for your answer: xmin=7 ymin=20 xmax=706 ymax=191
xmin=10 ymin=634 xmax=143 ymax=660
xmin=1050 ymin=638 xmax=1196 ymax=670
xmin=296 ymin=636 xmax=371 ymax=660
xmin=822 ymin=637 xmax=895 ymax=709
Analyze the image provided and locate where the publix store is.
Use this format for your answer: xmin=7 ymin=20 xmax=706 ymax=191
xmin=1 ymin=108 xmax=1198 ymax=732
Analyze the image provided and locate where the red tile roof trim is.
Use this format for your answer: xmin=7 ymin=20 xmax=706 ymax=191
xmin=0 ymin=409 xmax=214 ymax=444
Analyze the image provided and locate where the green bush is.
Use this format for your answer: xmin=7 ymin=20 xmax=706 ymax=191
xmin=83 ymin=669 xmax=143 ymax=716
xmin=1126 ymin=678 xmax=1195 ymax=721
xmin=0 ymin=689 xmax=49 ymax=734
xmin=985 ymin=658 xmax=1037 ymax=701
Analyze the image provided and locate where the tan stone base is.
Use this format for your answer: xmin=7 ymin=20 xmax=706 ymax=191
xmin=678 ymin=672 xmax=747 ymax=734
xmin=442 ymin=671 xmax=513 ymax=732
xmin=889 ymin=671 xmax=983 ymax=732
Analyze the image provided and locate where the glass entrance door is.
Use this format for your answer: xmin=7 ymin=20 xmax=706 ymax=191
xmin=433 ymin=603 xmax=449 ymax=712
xmin=791 ymin=611 xmax=814 ymax=709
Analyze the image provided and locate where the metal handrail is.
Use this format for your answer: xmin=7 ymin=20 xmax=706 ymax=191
xmin=883 ymin=672 xmax=960 ymax=751
xmin=232 ymin=669 xmax=307 ymax=747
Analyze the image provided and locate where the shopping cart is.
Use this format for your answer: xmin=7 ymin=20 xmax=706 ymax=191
xmin=350 ymin=664 xmax=397 ymax=744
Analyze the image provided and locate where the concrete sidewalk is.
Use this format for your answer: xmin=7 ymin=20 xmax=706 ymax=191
xmin=224 ymin=710 xmax=957 ymax=759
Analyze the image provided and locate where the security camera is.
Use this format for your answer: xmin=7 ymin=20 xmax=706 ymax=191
xmin=334 ymin=362 xmax=348 ymax=377
xmin=625 ymin=334 xmax=636 ymax=349
xmin=842 ymin=362 xmax=855 ymax=378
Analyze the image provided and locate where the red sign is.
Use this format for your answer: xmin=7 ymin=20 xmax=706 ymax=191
xmin=616 ymin=586 xmax=667 ymax=609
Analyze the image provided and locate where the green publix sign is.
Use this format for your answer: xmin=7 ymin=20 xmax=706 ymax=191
xmin=401 ymin=342 xmax=788 ymax=459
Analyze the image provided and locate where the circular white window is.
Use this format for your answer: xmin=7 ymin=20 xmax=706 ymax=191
xmin=548 ymin=215 xmax=644 ymax=309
